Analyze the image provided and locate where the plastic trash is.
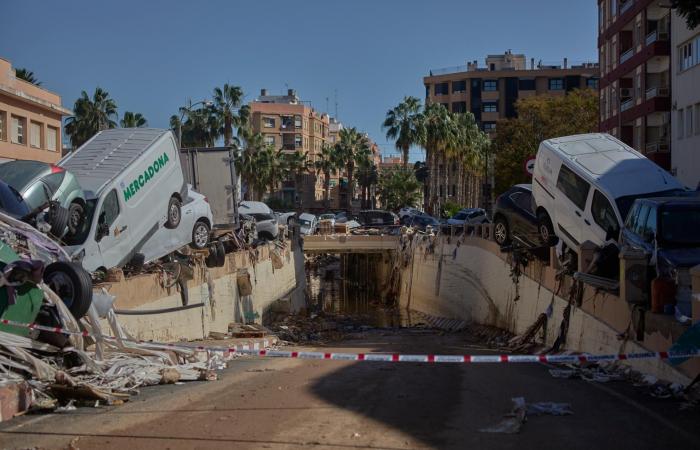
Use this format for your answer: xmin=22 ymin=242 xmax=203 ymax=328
xmin=526 ymin=402 xmax=573 ymax=416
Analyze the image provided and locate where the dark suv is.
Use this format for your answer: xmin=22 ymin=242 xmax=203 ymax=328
xmin=621 ymin=196 xmax=700 ymax=315
xmin=357 ymin=210 xmax=399 ymax=227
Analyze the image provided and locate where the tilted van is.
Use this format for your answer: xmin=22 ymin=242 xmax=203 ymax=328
xmin=60 ymin=128 xmax=189 ymax=272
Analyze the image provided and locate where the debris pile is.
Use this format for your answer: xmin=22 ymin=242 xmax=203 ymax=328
xmin=479 ymin=397 xmax=573 ymax=434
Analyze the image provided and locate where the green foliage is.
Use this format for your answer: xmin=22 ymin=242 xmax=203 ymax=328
xmin=672 ymin=0 xmax=700 ymax=29
xmin=442 ymin=201 xmax=462 ymax=219
xmin=493 ymin=89 xmax=598 ymax=195
xmin=334 ymin=127 xmax=372 ymax=209
xmin=378 ymin=167 xmax=422 ymax=211
xmin=64 ymin=87 xmax=118 ymax=149
xmin=382 ymin=96 xmax=424 ymax=168
xmin=120 ymin=111 xmax=148 ymax=128
xmin=15 ymin=68 xmax=41 ymax=86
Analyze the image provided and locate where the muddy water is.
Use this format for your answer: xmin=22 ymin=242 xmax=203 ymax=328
xmin=306 ymin=257 xmax=405 ymax=328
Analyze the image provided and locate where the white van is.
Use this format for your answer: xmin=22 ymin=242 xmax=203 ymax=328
xmin=532 ymin=133 xmax=685 ymax=251
xmin=60 ymin=128 xmax=192 ymax=272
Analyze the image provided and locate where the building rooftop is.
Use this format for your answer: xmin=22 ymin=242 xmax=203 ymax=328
xmin=427 ymin=51 xmax=598 ymax=77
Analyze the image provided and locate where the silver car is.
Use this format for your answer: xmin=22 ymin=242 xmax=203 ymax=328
xmin=0 ymin=160 xmax=86 ymax=233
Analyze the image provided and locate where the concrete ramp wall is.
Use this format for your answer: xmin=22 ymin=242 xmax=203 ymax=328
xmin=399 ymin=235 xmax=695 ymax=384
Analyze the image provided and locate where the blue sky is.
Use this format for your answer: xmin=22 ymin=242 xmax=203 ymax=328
xmin=1 ymin=0 xmax=597 ymax=160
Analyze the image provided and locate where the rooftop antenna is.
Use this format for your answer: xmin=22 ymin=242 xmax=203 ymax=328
xmin=325 ymin=96 xmax=329 ymax=114
xmin=334 ymin=89 xmax=338 ymax=120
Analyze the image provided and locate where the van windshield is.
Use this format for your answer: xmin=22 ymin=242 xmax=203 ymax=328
xmin=64 ymin=199 xmax=97 ymax=246
xmin=615 ymin=189 xmax=687 ymax=220
xmin=659 ymin=206 xmax=700 ymax=247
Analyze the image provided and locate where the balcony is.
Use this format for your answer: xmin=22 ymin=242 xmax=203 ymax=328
xmin=645 ymin=29 xmax=669 ymax=46
xmin=645 ymin=86 xmax=669 ymax=100
xmin=620 ymin=0 xmax=634 ymax=15
xmin=619 ymin=48 xmax=634 ymax=64
xmin=621 ymin=98 xmax=635 ymax=112
xmin=645 ymin=140 xmax=670 ymax=154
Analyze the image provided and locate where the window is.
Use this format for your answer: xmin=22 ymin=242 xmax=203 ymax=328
xmin=425 ymin=85 xmax=430 ymax=97
xmin=695 ymin=103 xmax=700 ymax=136
xmin=483 ymin=122 xmax=496 ymax=132
xmin=263 ymin=117 xmax=275 ymax=128
xmin=591 ymin=190 xmax=620 ymax=237
xmin=586 ymin=77 xmax=599 ymax=89
xmin=599 ymin=2 xmax=604 ymax=30
xmin=452 ymin=80 xmax=466 ymax=93
xmin=46 ymin=126 xmax=57 ymax=151
xmin=518 ymin=78 xmax=535 ymax=90
xmin=264 ymin=135 xmax=275 ymax=145
xmin=644 ymin=206 xmax=657 ymax=242
xmin=677 ymin=110 xmax=685 ymax=139
xmin=295 ymin=115 xmax=302 ymax=128
xmin=23 ymin=182 xmax=51 ymax=210
xmin=687 ymin=107 xmax=694 ymax=138
xmin=483 ymin=102 xmax=497 ymax=113
xmin=30 ymin=122 xmax=41 ymax=148
xmin=11 ymin=116 xmax=24 ymax=144
xmin=510 ymin=191 xmax=534 ymax=213
xmin=0 ymin=111 xmax=5 ymax=141
xmin=295 ymin=134 xmax=302 ymax=147
xmin=483 ymin=80 xmax=497 ymax=91
xmin=556 ymin=164 xmax=590 ymax=210
xmin=549 ymin=78 xmax=564 ymax=90
xmin=434 ymin=82 xmax=449 ymax=95
xmin=632 ymin=203 xmax=651 ymax=236
xmin=679 ymin=38 xmax=699 ymax=71
xmin=610 ymin=0 xmax=616 ymax=16
xmin=452 ymin=101 xmax=466 ymax=113
xmin=97 ymin=190 xmax=120 ymax=237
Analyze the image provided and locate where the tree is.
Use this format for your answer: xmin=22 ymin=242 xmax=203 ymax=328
xmin=672 ymin=0 xmax=700 ymax=29
xmin=120 ymin=111 xmax=148 ymax=128
xmin=15 ymin=68 xmax=41 ymax=86
xmin=422 ymin=103 xmax=457 ymax=213
xmin=173 ymin=100 xmax=218 ymax=148
xmin=493 ymin=89 xmax=598 ymax=195
xmin=282 ymin=150 xmax=310 ymax=210
xmin=382 ymin=96 xmax=425 ymax=168
xmin=335 ymin=127 xmax=371 ymax=209
xmin=378 ymin=167 xmax=422 ymax=211
xmin=211 ymin=84 xmax=244 ymax=147
xmin=356 ymin=159 xmax=378 ymax=209
xmin=64 ymin=87 xmax=118 ymax=149
xmin=314 ymin=144 xmax=340 ymax=209
xmin=235 ymin=130 xmax=266 ymax=200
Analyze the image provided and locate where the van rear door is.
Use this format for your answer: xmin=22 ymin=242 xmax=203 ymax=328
xmin=554 ymin=164 xmax=591 ymax=247
xmin=95 ymin=189 xmax=134 ymax=269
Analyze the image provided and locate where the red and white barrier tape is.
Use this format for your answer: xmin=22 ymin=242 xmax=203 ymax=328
xmin=1 ymin=318 xmax=698 ymax=364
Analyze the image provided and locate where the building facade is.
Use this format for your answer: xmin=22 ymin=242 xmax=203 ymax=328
xmin=598 ymin=0 xmax=672 ymax=170
xmin=249 ymin=89 xmax=330 ymax=209
xmin=0 ymin=58 xmax=71 ymax=163
xmin=423 ymin=51 xmax=599 ymax=211
xmin=670 ymin=12 xmax=700 ymax=188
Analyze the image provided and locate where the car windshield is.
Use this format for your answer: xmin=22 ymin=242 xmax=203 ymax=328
xmin=299 ymin=219 xmax=313 ymax=227
xmin=251 ymin=213 xmax=274 ymax=222
xmin=659 ymin=206 xmax=700 ymax=246
xmin=616 ymin=189 xmax=688 ymax=221
xmin=64 ymin=198 xmax=98 ymax=246
xmin=0 ymin=161 xmax=48 ymax=192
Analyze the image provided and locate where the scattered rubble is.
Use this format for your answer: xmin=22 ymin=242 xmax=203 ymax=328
xmin=479 ymin=397 xmax=573 ymax=434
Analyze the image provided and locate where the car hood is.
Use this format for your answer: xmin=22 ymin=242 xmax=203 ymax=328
xmin=658 ymin=247 xmax=700 ymax=268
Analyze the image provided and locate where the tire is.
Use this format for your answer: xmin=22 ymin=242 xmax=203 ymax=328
xmin=129 ymin=253 xmax=145 ymax=272
xmin=215 ymin=241 xmax=226 ymax=267
xmin=43 ymin=261 xmax=93 ymax=318
xmin=494 ymin=216 xmax=510 ymax=246
xmin=258 ymin=231 xmax=274 ymax=242
xmin=191 ymin=220 xmax=210 ymax=250
xmin=205 ymin=244 xmax=219 ymax=268
xmin=48 ymin=204 xmax=69 ymax=238
xmin=165 ymin=196 xmax=181 ymax=229
xmin=68 ymin=202 xmax=85 ymax=235
xmin=537 ymin=211 xmax=557 ymax=246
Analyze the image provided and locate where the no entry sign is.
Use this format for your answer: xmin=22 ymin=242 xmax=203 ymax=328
xmin=524 ymin=157 xmax=536 ymax=176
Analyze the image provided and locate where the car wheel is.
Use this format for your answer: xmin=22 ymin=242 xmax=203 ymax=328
xmin=258 ymin=231 xmax=274 ymax=242
xmin=215 ymin=241 xmax=226 ymax=267
xmin=494 ymin=216 xmax=510 ymax=246
xmin=165 ymin=196 xmax=181 ymax=229
xmin=205 ymin=243 xmax=219 ymax=268
xmin=191 ymin=220 xmax=210 ymax=249
xmin=43 ymin=261 xmax=93 ymax=319
xmin=68 ymin=202 xmax=85 ymax=235
xmin=537 ymin=211 xmax=557 ymax=246
xmin=48 ymin=204 xmax=69 ymax=238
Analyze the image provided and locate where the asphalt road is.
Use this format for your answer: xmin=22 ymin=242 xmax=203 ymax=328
xmin=2 ymin=330 xmax=699 ymax=450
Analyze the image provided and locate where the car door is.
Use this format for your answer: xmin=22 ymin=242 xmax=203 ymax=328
xmin=622 ymin=203 xmax=653 ymax=254
xmin=95 ymin=189 xmax=134 ymax=269
xmin=509 ymin=191 xmax=534 ymax=237
xmin=554 ymin=164 xmax=590 ymax=248
xmin=586 ymin=190 xmax=622 ymax=244
xmin=22 ymin=181 xmax=51 ymax=212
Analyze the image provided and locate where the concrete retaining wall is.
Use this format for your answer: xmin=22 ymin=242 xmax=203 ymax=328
xmin=399 ymin=235 xmax=696 ymax=384
xmin=97 ymin=243 xmax=306 ymax=342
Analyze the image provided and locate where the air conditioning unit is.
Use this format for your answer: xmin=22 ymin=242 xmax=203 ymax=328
xmin=620 ymin=88 xmax=633 ymax=98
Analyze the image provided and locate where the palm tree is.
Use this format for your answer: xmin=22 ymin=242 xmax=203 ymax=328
xmin=382 ymin=96 xmax=424 ymax=168
xmin=211 ymin=84 xmax=244 ymax=147
xmin=335 ymin=127 xmax=371 ymax=210
xmin=314 ymin=144 xmax=340 ymax=210
xmin=283 ymin=150 xmax=310 ymax=210
xmin=15 ymin=68 xmax=41 ymax=86
xmin=422 ymin=103 xmax=457 ymax=214
xmin=64 ymin=87 xmax=118 ymax=149
xmin=453 ymin=112 xmax=488 ymax=206
xmin=235 ymin=129 xmax=266 ymax=200
xmin=356 ymin=159 xmax=378 ymax=209
xmin=176 ymin=101 xmax=219 ymax=148
xmin=120 ymin=111 xmax=148 ymax=128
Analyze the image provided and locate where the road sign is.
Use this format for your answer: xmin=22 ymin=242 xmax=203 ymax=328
xmin=524 ymin=157 xmax=536 ymax=176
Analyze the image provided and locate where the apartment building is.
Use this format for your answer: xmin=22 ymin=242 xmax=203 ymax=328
xmin=249 ymin=89 xmax=330 ymax=209
xmin=598 ymin=0 xmax=672 ymax=170
xmin=671 ymin=12 xmax=700 ymax=188
xmin=0 ymin=57 xmax=71 ymax=163
xmin=423 ymin=51 xmax=598 ymax=211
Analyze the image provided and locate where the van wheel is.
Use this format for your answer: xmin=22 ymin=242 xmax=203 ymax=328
xmin=68 ymin=202 xmax=85 ymax=235
xmin=494 ymin=216 xmax=510 ymax=246
xmin=43 ymin=261 xmax=93 ymax=319
xmin=537 ymin=211 xmax=557 ymax=246
xmin=191 ymin=221 xmax=210 ymax=249
xmin=48 ymin=204 xmax=69 ymax=238
xmin=165 ymin=197 xmax=181 ymax=229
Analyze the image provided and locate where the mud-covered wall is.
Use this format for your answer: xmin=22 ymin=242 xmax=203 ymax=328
xmin=399 ymin=235 xmax=697 ymax=384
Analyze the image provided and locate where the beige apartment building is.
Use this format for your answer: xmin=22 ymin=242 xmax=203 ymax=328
xmin=423 ymin=51 xmax=599 ymax=210
xmin=249 ymin=89 xmax=330 ymax=209
xmin=0 ymin=58 xmax=71 ymax=164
